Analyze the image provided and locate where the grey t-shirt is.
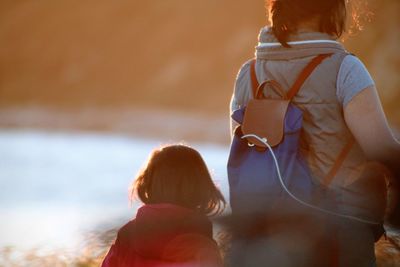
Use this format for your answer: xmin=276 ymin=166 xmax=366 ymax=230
xmin=336 ymin=55 xmax=375 ymax=107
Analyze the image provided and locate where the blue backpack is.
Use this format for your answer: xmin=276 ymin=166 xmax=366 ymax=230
xmin=228 ymin=54 xmax=353 ymax=216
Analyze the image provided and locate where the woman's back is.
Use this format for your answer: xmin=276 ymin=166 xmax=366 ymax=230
xmin=231 ymin=27 xmax=387 ymax=221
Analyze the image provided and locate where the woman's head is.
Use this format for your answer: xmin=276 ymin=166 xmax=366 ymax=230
xmin=132 ymin=144 xmax=226 ymax=215
xmin=266 ymin=0 xmax=347 ymax=47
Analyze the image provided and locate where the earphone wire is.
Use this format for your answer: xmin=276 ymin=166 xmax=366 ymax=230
xmin=241 ymin=134 xmax=380 ymax=225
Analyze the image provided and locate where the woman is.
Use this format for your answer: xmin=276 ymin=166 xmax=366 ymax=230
xmin=229 ymin=0 xmax=400 ymax=266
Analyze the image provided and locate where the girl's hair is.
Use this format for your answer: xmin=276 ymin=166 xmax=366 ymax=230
xmin=132 ymin=144 xmax=226 ymax=216
xmin=267 ymin=0 xmax=347 ymax=47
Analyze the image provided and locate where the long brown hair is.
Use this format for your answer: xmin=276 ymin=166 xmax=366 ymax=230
xmin=132 ymin=144 xmax=226 ymax=216
xmin=267 ymin=0 xmax=347 ymax=47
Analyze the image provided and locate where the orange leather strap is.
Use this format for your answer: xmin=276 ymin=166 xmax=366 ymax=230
xmin=250 ymin=59 xmax=259 ymax=98
xmin=250 ymin=53 xmax=332 ymax=100
xmin=287 ymin=53 xmax=333 ymax=100
xmin=322 ymin=138 xmax=355 ymax=186
xmin=256 ymin=80 xmax=288 ymax=99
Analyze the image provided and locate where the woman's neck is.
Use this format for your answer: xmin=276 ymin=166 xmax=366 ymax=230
xmin=296 ymin=17 xmax=320 ymax=33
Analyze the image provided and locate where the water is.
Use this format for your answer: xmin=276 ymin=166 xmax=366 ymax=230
xmin=0 ymin=130 xmax=230 ymax=253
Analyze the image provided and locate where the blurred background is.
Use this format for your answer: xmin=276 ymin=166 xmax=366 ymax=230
xmin=0 ymin=0 xmax=399 ymax=266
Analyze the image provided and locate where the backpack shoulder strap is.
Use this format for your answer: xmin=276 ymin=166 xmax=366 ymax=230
xmin=287 ymin=53 xmax=333 ymax=100
xmin=250 ymin=54 xmax=332 ymax=100
xmin=249 ymin=59 xmax=259 ymax=98
xmin=323 ymin=138 xmax=355 ymax=186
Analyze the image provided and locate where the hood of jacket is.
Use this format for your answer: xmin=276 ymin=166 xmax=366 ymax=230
xmin=255 ymin=26 xmax=347 ymax=60
xmin=118 ymin=204 xmax=213 ymax=261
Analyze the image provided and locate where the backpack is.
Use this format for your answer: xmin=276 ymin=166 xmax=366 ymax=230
xmin=227 ymin=54 xmax=354 ymax=216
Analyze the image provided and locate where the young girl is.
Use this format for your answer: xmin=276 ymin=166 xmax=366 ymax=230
xmin=101 ymin=144 xmax=226 ymax=267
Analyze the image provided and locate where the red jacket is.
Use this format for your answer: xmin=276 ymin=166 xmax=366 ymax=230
xmin=101 ymin=204 xmax=223 ymax=267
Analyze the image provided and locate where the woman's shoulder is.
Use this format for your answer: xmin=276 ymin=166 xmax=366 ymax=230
xmin=340 ymin=54 xmax=368 ymax=72
xmin=236 ymin=59 xmax=253 ymax=81
xmin=337 ymin=54 xmax=375 ymax=107
xmin=234 ymin=59 xmax=254 ymax=92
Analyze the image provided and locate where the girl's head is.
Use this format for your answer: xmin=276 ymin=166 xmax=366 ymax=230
xmin=132 ymin=144 xmax=226 ymax=215
xmin=266 ymin=0 xmax=347 ymax=47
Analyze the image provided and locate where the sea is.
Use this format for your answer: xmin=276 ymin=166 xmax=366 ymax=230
xmin=0 ymin=129 xmax=230 ymax=255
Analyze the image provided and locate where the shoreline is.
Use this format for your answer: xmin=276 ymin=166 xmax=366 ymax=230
xmin=0 ymin=106 xmax=231 ymax=145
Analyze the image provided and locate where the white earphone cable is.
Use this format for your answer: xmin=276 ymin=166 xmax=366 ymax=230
xmin=241 ymin=134 xmax=380 ymax=225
